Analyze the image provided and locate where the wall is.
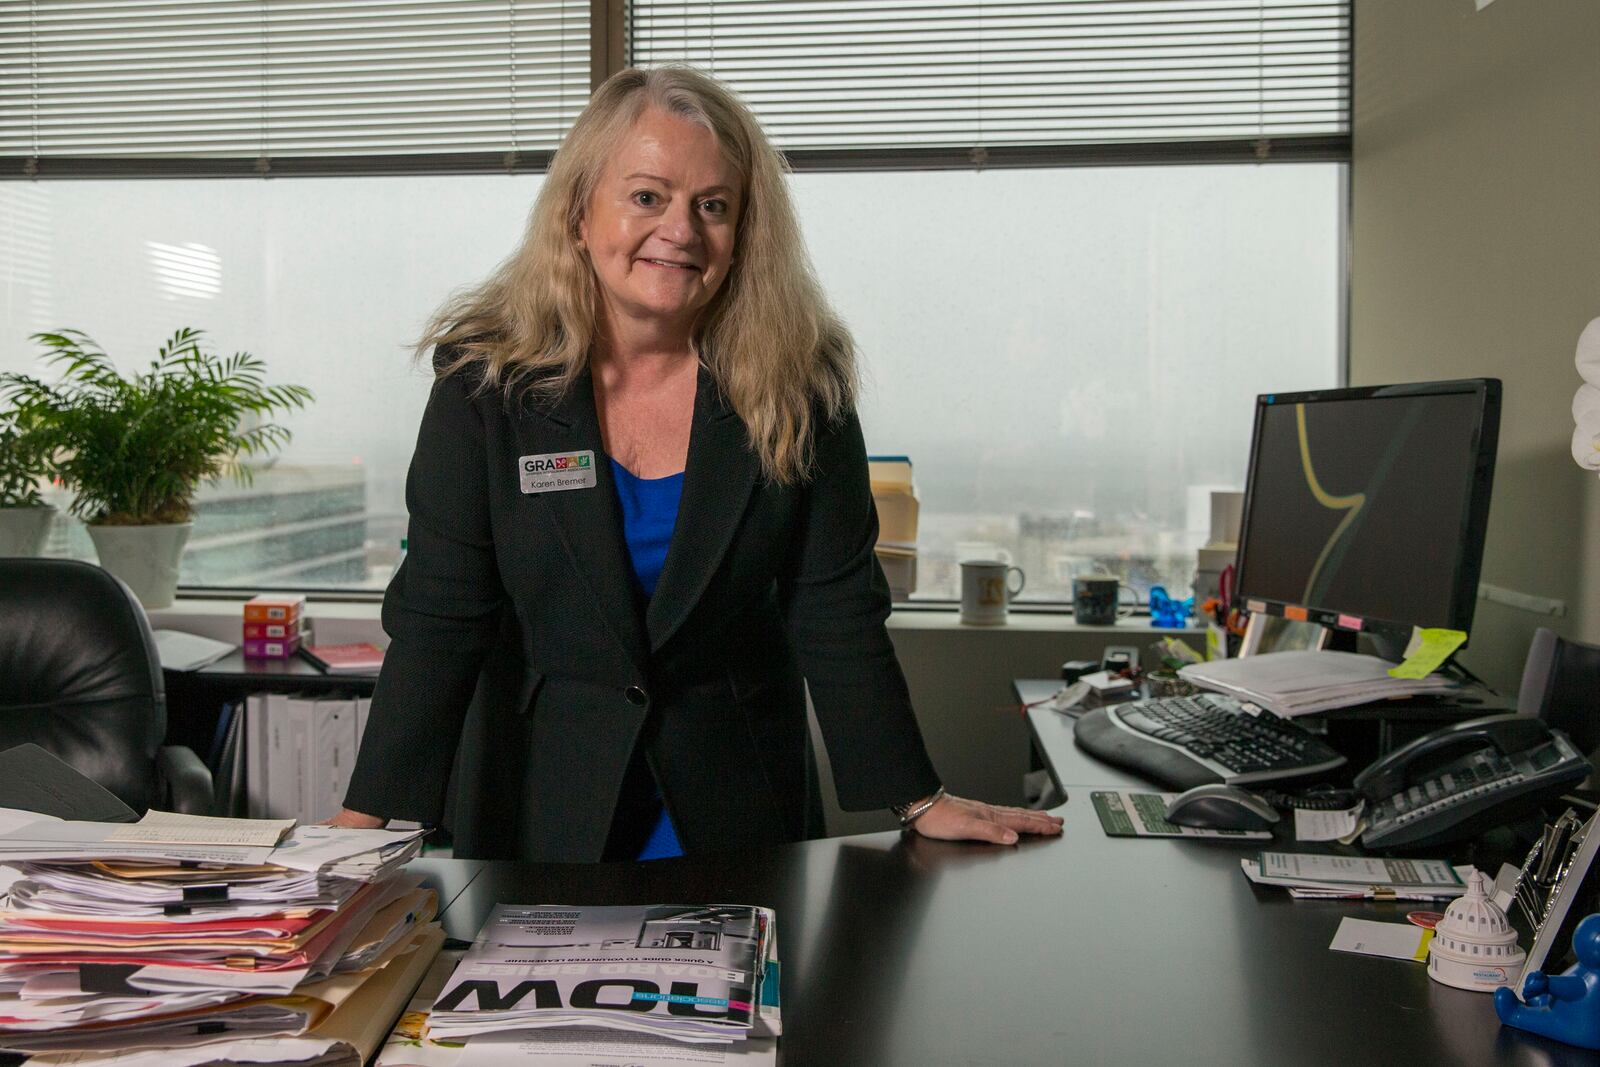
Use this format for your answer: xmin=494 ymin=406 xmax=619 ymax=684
xmin=1350 ymin=0 xmax=1600 ymax=691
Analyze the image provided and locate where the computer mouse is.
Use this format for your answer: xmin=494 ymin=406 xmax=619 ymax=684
xmin=1163 ymin=784 xmax=1281 ymax=831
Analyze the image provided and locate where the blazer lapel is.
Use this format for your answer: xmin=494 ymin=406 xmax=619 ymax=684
xmin=646 ymin=369 xmax=760 ymax=651
xmin=514 ymin=369 xmax=650 ymax=672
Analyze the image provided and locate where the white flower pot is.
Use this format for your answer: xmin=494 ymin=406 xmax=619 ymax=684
xmin=87 ymin=522 xmax=193 ymax=609
xmin=0 ymin=505 xmax=56 ymax=557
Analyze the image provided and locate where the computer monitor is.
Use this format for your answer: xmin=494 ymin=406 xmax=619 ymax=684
xmin=1231 ymin=378 xmax=1501 ymax=657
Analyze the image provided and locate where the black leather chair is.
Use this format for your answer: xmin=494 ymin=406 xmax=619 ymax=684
xmin=0 ymin=558 xmax=211 ymax=815
xmin=1520 ymin=626 xmax=1600 ymax=765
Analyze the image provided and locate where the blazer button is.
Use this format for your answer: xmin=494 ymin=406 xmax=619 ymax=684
xmin=625 ymin=685 xmax=649 ymax=707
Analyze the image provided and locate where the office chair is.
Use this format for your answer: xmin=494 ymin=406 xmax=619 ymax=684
xmin=0 ymin=558 xmax=212 ymax=815
xmin=1520 ymin=627 xmax=1600 ymax=756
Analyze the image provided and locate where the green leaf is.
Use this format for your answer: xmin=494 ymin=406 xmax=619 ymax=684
xmin=10 ymin=329 xmax=315 ymax=523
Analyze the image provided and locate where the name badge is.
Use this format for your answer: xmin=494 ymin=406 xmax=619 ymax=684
xmin=518 ymin=450 xmax=597 ymax=494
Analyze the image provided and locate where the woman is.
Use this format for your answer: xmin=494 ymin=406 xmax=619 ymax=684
xmin=334 ymin=67 xmax=1063 ymax=860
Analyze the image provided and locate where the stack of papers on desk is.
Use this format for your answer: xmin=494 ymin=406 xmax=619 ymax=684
xmin=0 ymin=810 xmax=438 ymax=1063
xmin=1179 ymin=650 xmax=1458 ymax=717
xmin=429 ymin=905 xmax=778 ymax=1047
xmin=1241 ymin=851 xmax=1472 ymax=900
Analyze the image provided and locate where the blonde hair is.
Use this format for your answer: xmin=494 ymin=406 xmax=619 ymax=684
xmin=421 ymin=66 xmax=857 ymax=485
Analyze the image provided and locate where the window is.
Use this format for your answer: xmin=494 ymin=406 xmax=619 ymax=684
xmin=0 ymin=2 xmax=1349 ymax=600
xmin=2 ymin=1 xmax=591 ymax=175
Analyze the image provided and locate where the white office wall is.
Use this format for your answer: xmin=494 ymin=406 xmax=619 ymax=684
xmin=1 ymin=164 xmax=1340 ymax=595
xmin=1350 ymin=0 xmax=1600 ymax=691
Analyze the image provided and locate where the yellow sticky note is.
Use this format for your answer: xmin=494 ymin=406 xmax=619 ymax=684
xmin=1387 ymin=628 xmax=1468 ymax=679
xmin=1414 ymin=929 xmax=1435 ymax=962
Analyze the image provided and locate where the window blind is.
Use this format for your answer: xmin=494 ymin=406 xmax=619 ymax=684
xmin=1 ymin=0 xmax=590 ymax=176
xmin=630 ymin=1 xmax=1350 ymax=165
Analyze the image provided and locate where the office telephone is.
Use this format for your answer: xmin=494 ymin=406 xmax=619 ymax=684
xmin=1355 ymin=715 xmax=1592 ymax=850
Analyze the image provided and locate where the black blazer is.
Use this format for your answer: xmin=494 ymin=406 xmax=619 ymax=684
xmin=344 ymin=355 xmax=941 ymax=862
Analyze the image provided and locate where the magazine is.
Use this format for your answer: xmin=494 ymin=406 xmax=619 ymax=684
xmin=427 ymin=905 xmax=775 ymax=1045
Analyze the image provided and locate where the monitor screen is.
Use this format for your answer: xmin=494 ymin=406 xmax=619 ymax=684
xmin=1232 ymin=379 xmax=1501 ymax=643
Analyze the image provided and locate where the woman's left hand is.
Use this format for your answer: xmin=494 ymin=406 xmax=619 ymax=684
xmin=907 ymin=793 xmax=1063 ymax=845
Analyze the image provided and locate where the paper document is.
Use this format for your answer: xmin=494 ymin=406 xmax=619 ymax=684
xmin=106 ymin=811 xmax=296 ymax=847
xmin=151 ymin=629 xmax=236 ymax=672
xmin=1179 ymin=650 xmax=1458 ymax=716
xmin=1259 ymin=852 xmax=1464 ymax=889
xmin=1293 ymin=803 xmax=1365 ymax=843
xmin=1035 ymin=681 xmax=1089 ymax=715
xmin=1329 ymin=918 xmax=1432 ymax=962
xmin=1090 ymin=791 xmax=1273 ymax=841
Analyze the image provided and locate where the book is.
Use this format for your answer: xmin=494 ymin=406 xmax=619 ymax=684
xmin=303 ymin=642 xmax=386 ymax=674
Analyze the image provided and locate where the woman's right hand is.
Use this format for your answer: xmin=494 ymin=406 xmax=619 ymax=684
xmin=326 ymin=807 xmax=387 ymax=829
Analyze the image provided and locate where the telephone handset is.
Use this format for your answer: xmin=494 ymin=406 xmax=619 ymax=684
xmin=1355 ymin=714 xmax=1591 ymax=850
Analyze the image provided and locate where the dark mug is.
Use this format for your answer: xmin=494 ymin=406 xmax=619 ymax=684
xmin=1073 ymin=575 xmax=1137 ymax=626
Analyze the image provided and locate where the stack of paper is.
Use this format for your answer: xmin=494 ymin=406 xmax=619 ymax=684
xmin=1241 ymin=851 xmax=1473 ymax=901
xmin=0 ymin=810 xmax=437 ymax=1062
xmin=1179 ymin=650 xmax=1459 ymax=717
xmin=428 ymin=905 xmax=779 ymax=1047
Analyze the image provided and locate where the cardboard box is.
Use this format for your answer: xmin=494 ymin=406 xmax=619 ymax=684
xmin=243 ymin=594 xmax=305 ymax=623
xmin=242 ymin=634 xmax=303 ymax=659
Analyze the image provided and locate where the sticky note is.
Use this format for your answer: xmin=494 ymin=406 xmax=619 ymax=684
xmin=1387 ymin=628 xmax=1468 ymax=679
xmin=1337 ymin=614 xmax=1363 ymax=631
xmin=1330 ymin=918 xmax=1433 ymax=962
xmin=1246 ymin=600 xmax=1267 ymax=614
xmin=1284 ymin=605 xmax=1309 ymax=622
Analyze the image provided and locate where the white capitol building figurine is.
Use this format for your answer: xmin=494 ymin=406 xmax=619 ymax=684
xmin=1428 ymin=870 xmax=1526 ymax=992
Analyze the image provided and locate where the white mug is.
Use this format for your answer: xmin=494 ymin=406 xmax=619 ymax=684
xmin=960 ymin=559 xmax=1025 ymax=625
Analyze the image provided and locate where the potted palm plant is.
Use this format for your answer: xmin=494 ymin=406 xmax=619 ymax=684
xmin=0 ymin=407 xmax=55 ymax=557
xmin=1 ymin=328 xmax=312 ymax=607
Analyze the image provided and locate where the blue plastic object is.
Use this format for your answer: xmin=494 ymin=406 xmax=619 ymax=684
xmin=1148 ymin=585 xmax=1194 ymax=629
xmin=1494 ymin=913 xmax=1600 ymax=1049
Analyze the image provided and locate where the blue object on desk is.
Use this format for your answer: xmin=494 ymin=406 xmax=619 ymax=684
xmin=1148 ymin=585 xmax=1194 ymax=628
xmin=1495 ymin=913 xmax=1600 ymax=1049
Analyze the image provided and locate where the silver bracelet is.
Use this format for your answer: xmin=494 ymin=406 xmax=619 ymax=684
xmin=892 ymin=787 xmax=946 ymax=828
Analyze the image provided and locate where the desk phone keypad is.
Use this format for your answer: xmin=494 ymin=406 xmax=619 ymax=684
xmin=1362 ymin=734 xmax=1588 ymax=849
xmin=1368 ymin=751 xmax=1522 ymax=835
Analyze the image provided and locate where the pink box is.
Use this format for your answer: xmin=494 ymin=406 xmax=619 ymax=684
xmin=242 ymin=634 xmax=303 ymax=660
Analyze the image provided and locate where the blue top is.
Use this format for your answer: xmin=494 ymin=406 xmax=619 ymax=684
xmin=609 ymin=459 xmax=684 ymax=597
xmin=609 ymin=458 xmax=685 ymax=861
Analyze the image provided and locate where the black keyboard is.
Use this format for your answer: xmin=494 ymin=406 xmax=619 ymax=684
xmin=1074 ymin=693 xmax=1348 ymax=791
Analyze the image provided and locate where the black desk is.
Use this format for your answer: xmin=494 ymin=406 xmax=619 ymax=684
xmin=164 ymin=650 xmax=379 ymax=696
xmin=412 ymin=780 xmax=1587 ymax=1063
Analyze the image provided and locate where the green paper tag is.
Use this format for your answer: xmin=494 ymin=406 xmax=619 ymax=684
xmin=1387 ymin=627 xmax=1467 ymax=680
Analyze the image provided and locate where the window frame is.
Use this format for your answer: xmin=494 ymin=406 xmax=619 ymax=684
xmin=2 ymin=1 xmax=1351 ymax=604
